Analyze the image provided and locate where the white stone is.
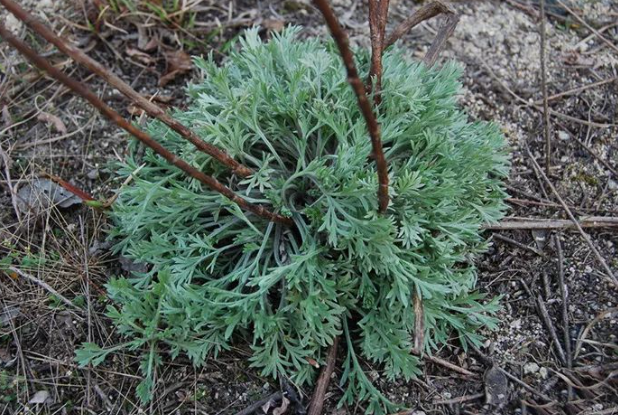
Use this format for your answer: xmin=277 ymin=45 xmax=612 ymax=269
xmin=557 ymin=131 xmax=570 ymax=141
xmin=524 ymin=362 xmax=540 ymax=374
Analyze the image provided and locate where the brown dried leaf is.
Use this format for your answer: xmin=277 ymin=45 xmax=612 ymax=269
xmin=37 ymin=112 xmax=67 ymax=134
xmin=126 ymin=47 xmax=156 ymax=66
xmin=272 ymin=397 xmax=289 ymax=415
xmin=262 ymin=18 xmax=286 ymax=32
xmin=159 ymin=50 xmax=193 ymax=87
xmin=2 ymin=105 xmax=12 ymax=127
xmin=305 ymin=357 xmax=320 ymax=368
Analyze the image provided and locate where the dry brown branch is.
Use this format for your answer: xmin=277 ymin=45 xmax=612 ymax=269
xmin=539 ymin=0 xmax=552 ymax=175
xmin=485 ymin=216 xmax=618 ymax=231
xmin=307 ymin=336 xmax=339 ymax=415
xmin=423 ymin=12 xmax=459 ymax=67
xmin=234 ymin=392 xmax=283 ymax=415
xmin=367 ymin=0 xmax=391 ymax=104
xmin=0 ymin=23 xmax=292 ymax=226
xmin=536 ymin=294 xmax=567 ymax=365
xmin=0 ymin=0 xmax=253 ymax=178
xmin=412 ymin=292 xmax=424 ymax=354
xmin=419 ymin=354 xmax=475 ymax=376
xmin=385 ymin=1 xmax=450 ymax=48
xmin=312 ymin=0 xmax=390 ymax=213
xmin=554 ymin=235 xmax=572 ymax=369
xmin=524 ymin=144 xmax=617 ymax=286
xmin=492 ymin=233 xmax=544 ymax=256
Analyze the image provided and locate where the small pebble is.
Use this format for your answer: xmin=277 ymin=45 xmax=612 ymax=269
xmin=524 ymin=362 xmax=540 ymax=374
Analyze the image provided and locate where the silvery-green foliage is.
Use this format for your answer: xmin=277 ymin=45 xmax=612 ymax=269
xmin=77 ymin=27 xmax=508 ymax=413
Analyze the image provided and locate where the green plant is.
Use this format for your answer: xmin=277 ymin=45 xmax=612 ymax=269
xmin=77 ymin=27 xmax=508 ymax=413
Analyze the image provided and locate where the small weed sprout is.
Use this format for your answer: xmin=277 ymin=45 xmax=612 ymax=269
xmin=77 ymin=28 xmax=509 ymax=413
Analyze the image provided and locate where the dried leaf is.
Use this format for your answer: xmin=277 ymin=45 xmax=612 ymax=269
xmin=29 ymin=390 xmax=53 ymax=405
xmin=126 ymin=47 xmax=156 ymax=66
xmin=484 ymin=366 xmax=508 ymax=406
xmin=262 ymin=18 xmax=286 ymax=32
xmin=119 ymin=256 xmax=149 ymax=273
xmin=1 ymin=105 xmax=12 ymax=127
xmin=273 ymin=396 xmax=289 ymax=415
xmin=159 ymin=50 xmax=193 ymax=86
xmin=37 ymin=112 xmax=67 ymax=134
xmin=16 ymin=178 xmax=83 ymax=215
xmin=306 ymin=357 xmax=320 ymax=368
xmin=0 ymin=306 xmax=19 ymax=327
xmin=261 ymin=398 xmax=273 ymax=414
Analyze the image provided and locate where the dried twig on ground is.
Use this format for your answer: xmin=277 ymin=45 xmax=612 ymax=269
xmin=0 ymin=144 xmax=20 ymax=221
xmin=539 ymin=0 xmax=552 ymax=175
xmin=554 ymin=0 xmax=618 ymax=55
xmin=479 ymin=58 xmax=615 ymax=128
xmin=554 ymin=235 xmax=573 ymax=371
xmin=367 ymin=0 xmax=388 ymax=104
xmin=385 ymin=1 xmax=450 ymax=48
xmin=307 ymin=336 xmax=339 ymax=415
xmin=234 ymin=392 xmax=283 ymax=415
xmin=422 ymin=354 xmax=475 ymax=376
xmin=412 ymin=292 xmax=424 ymax=354
xmin=574 ymin=307 xmax=618 ymax=360
xmin=0 ymin=0 xmax=253 ymax=178
xmin=524 ymin=144 xmax=617 ymax=286
xmin=471 ymin=344 xmax=556 ymax=403
xmin=8 ymin=266 xmax=82 ymax=312
xmin=536 ymin=294 xmax=567 ymax=365
xmin=533 ymin=77 xmax=618 ymax=105
xmin=492 ymin=233 xmax=544 ymax=256
xmin=312 ymin=0 xmax=389 ymax=213
xmin=0 ymin=23 xmax=292 ymax=226
xmin=423 ymin=12 xmax=459 ymax=67
xmin=568 ymin=132 xmax=618 ymax=178
xmin=484 ymin=217 xmax=618 ymax=231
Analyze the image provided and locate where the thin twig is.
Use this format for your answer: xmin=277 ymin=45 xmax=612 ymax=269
xmin=0 ymin=23 xmax=292 ymax=226
xmin=554 ymin=235 xmax=572 ymax=369
xmin=412 ymin=291 xmax=424 ymax=354
xmin=533 ymin=77 xmax=617 ymax=105
xmin=9 ymin=266 xmax=82 ymax=312
xmin=569 ymin=133 xmax=618 ymax=178
xmin=536 ymin=294 xmax=567 ymax=365
xmin=385 ymin=1 xmax=450 ymax=48
xmin=432 ymin=393 xmax=484 ymax=405
xmin=307 ymin=336 xmax=339 ymax=415
xmin=423 ymin=354 xmax=475 ymax=376
xmin=484 ymin=217 xmax=618 ymax=231
xmin=539 ymin=0 xmax=552 ymax=176
xmin=554 ymin=0 xmax=618 ymax=55
xmin=312 ymin=0 xmax=390 ymax=213
xmin=471 ymin=344 xmax=556 ymax=403
xmin=478 ymin=58 xmax=615 ymax=128
xmin=0 ymin=144 xmax=20 ymax=221
xmin=524 ymin=144 xmax=617 ymax=286
xmin=234 ymin=392 xmax=283 ymax=415
xmin=573 ymin=307 xmax=618 ymax=360
xmin=423 ymin=12 xmax=459 ymax=67
xmin=492 ymin=233 xmax=544 ymax=256
xmin=0 ymin=0 xmax=253 ymax=178
xmin=367 ymin=0 xmax=384 ymax=104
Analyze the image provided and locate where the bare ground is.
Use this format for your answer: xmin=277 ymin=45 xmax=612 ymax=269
xmin=1 ymin=0 xmax=617 ymax=414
